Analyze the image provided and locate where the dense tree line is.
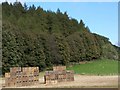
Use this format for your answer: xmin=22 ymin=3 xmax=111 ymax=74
xmin=2 ymin=2 xmax=119 ymax=75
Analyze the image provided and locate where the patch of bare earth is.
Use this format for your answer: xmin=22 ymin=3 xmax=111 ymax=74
xmin=1 ymin=75 xmax=118 ymax=88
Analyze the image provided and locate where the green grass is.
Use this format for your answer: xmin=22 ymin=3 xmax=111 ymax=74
xmin=39 ymin=71 xmax=45 ymax=77
xmin=67 ymin=59 xmax=118 ymax=75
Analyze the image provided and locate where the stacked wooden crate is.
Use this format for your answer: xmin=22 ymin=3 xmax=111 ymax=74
xmin=32 ymin=67 xmax=39 ymax=85
xmin=5 ymin=73 xmax=11 ymax=87
xmin=5 ymin=67 xmax=39 ymax=87
xmin=66 ymin=70 xmax=74 ymax=81
xmin=44 ymin=66 xmax=74 ymax=84
xmin=44 ymin=71 xmax=57 ymax=84
xmin=22 ymin=67 xmax=29 ymax=86
xmin=27 ymin=67 xmax=34 ymax=85
xmin=21 ymin=67 xmax=39 ymax=86
xmin=57 ymin=70 xmax=66 ymax=82
xmin=10 ymin=67 xmax=22 ymax=87
xmin=16 ymin=69 xmax=22 ymax=87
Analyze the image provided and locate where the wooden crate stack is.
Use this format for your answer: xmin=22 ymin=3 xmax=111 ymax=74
xmin=32 ymin=67 xmax=39 ymax=85
xmin=10 ymin=67 xmax=22 ymax=87
xmin=15 ymin=67 xmax=22 ymax=87
xmin=22 ymin=67 xmax=29 ymax=86
xmin=44 ymin=66 xmax=74 ymax=84
xmin=5 ymin=67 xmax=39 ymax=87
xmin=44 ymin=71 xmax=57 ymax=84
xmin=66 ymin=70 xmax=74 ymax=81
xmin=57 ymin=70 xmax=66 ymax=82
xmin=5 ymin=73 xmax=11 ymax=87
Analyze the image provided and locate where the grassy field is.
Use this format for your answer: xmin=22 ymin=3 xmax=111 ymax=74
xmin=39 ymin=71 xmax=45 ymax=78
xmin=67 ymin=59 xmax=118 ymax=75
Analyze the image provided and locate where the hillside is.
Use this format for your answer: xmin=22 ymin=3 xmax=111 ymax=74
xmin=2 ymin=2 xmax=119 ymax=75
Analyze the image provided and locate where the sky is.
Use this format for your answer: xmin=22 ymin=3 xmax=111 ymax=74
xmin=1 ymin=0 xmax=119 ymax=3
xmin=1 ymin=0 xmax=119 ymax=46
xmin=26 ymin=2 xmax=118 ymax=46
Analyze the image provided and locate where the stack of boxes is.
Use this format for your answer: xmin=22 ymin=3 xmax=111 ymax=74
xmin=5 ymin=67 xmax=22 ymax=87
xmin=44 ymin=66 xmax=74 ymax=84
xmin=13 ymin=67 xmax=22 ymax=87
xmin=32 ymin=67 xmax=39 ymax=84
xmin=66 ymin=70 xmax=74 ymax=81
xmin=5 ymin=73 xmax=11 ymax=87
xmin=44 ymin=71 xmax=57 ymax=84
xmin=5 ymin=66 xmax=74 ymax=86
xmin=5 ymin=67 xmax=39 ymax=87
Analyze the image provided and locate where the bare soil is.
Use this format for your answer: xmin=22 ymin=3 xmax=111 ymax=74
xmin=1 ymin=75 xmax=118 ymax=88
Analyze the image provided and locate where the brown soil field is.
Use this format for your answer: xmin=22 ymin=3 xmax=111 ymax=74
xmin=1 ymin=75 xmax=118 ymax=88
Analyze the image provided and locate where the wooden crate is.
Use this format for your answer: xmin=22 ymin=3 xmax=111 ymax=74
xmin=58 ymin=74 xmax=66 ymax=82
xmin=10 ymin=67 xmax=21 ymax=73
xmin=22 ymin=75 xmax=29 ymax=86
xmin=44 ymin=78 xmax=57 ymax=84
xmin=5 ymin=67 xmax=40 ymax=87
xmin=53 ymin=66 xmax=66 ymax=71
xmin=5 ymin=73 xmax=10 ymax=78
xmin=5 ymin=73 xmax=11 ymax=87
xmin=16 ymin=79 xmax=22 ymax=87
xmin=66 ymin=70 xmax=74 ymax=81
xmin=5 ymin=77 xmax=11 ymax=87
xmin=44 ymin=71 xmax=57 ymax=84
xmin=5 ymin=76 xmax=17 ymax=87
xmin=9 ymin=78 xmax=16 ymax=87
